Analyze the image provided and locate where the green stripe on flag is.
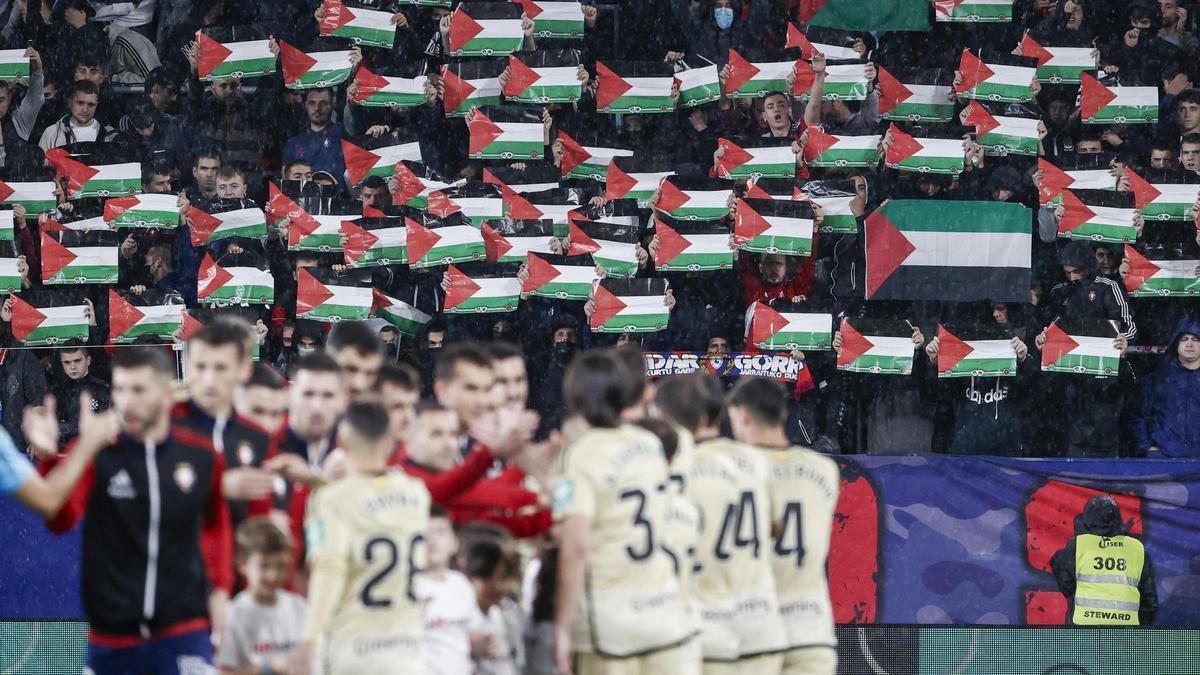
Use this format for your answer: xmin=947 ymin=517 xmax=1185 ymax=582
xmin=884 ymin=101 xmax=956 ymax=123
xmin=838 ymin=353 xmax=913 ymax=375
xmin=1085 ymin=105 xmax=1158 ymax=125
xmin=292 ymin=67 xmax=352 ymax=90
xmin=600 ymin=94 xmax=675 ymax=114
xmin=1046 ymin=353 xmax=1120 ymax=376
xmin=411 ymin=242 xmax=486 ymax=269
xmin=45 ymin=264 xmax=118 ymax=285
xmin=473 ymin=140 xmax=545 ymax=160
xmin=377 ymin=304 xmax=433 ymax=336
xmin=206 ymin=56 xmax=278 ymax=81
xmin=454 ymin=37 xmax=525 ymax=57
xmin=882 ymin=200 xmax=1030 ymax=233
xmin=937 ymin=1 xmax=1012 ymax=21
xmin=740 ymin=233 xmax=812 ymax=256
xmin=77 ymin=177 xmax=141 ymax=199
xmin=23 ymin=323 xmax=89 ymax=347
xmin=331 ymin=24 xmax=395 ymax=49
xmin=979 ymin=131 xmax=1038 ymax=157
xmin=809 ymin=148 xmax=879 ymax=169
xmin=113 ymin=319 xmax=183 ymax=343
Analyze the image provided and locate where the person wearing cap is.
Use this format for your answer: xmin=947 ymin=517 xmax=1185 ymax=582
xmin=112 ymin=98 xmax=187 ymax=167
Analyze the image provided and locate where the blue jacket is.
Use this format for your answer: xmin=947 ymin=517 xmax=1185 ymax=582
xmin=283 ymin=123 xmax=347 ymax=185
xmin=1134 ymin=317 xmax=1200 ymax=458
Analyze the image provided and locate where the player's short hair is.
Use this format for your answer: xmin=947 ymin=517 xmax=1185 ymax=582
xmin=1174 ymin=89 xmax=1200 ymax=108
xmin=432 ymin=343 xmax=492 ymax=383
xmin=462 ymin=539 xmax=519 ymax=581
xmin=634 ymin=418 xmax=678 ymax=462
xmin=377 ymin=362 xmax=421 ymax=393
xmin=326 ymin=321 xmax=381 ymax=356
xmin=246 ymin=363 xmax=286 ymax=390
xmin=235 ymin=517 xmax=292 ymax=559
xmin=193 ymin=145 xmax=222 ymax=167
xmin=292 ymin=351 xmax=341 ymax=377
xmin=613 ymin=343 xmax=647 ymax=409
xmin=563 ymin=350 xmax=630 ymax=429
xmin=486 ymin=341 xmax=523 ymax=363
xmin=654 ymin=374 xmax=712 ymax=433
xmin=727 ymin=377 xmax=789 ymax=425
xmin=342 ymin=401 xmax=391 ymax=444
xmin=69 ymin=79 xmax=99 ymax=100
xmin=112 ymin=346 xmax=174 ymax=377
xmin=282 ymin=159 xmax=311 ymax=176
xmin=142 ymin=160 xmax=173 ymax=185
xmin=190 ymin=321 xmax=249 ymax=360
xmin=1182 ymin=133 xmax=1200 ymax=147
xmin=361 ymin=175 xmax=388 ymax=191
xmin=416 ymin=400 xmax=449 ymax=415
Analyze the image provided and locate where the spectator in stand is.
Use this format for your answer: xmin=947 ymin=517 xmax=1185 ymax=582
xmin=51 ymin=343 xmax=110 ymax=441
xmin=37 ymin=80 xmax=115 ymax=150
xmin=216 ymin=166 xmax=248 ymax=200
xmin=1148 ymin=143 xmax=1180 ymax=169
xmin=282 ymin=159 xmax=313 ymax=183
xmin=359 ymin=175 xmax=392 ymax=211
xmin=283 ymin=88 xmax=346 ymax=187
xmin=0 ymin=48 xmax=44 ymax=147
xmin=1134 ymin=317 xmax=1200 ymax=458
xmin=1181 ymin=133 xmax=1200 ymax=173
xmin=1170 ymin=89 xmax=1200 ymax=139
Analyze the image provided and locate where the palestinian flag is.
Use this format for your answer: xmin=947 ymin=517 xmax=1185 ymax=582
xmin=1057 ymin=189 xmax=1137 ymax=243
xmin=724 ymin=50 xmax=797 ymax=99
xmin=784 ymin=24 xmax=860 ymax=61
xmin=590 ymin=277 xmax=670 ymax=333
xmin=0 ymin=180 xmax=56 ymax=213
xmin=501 ymin=187 xmax=577 ymax=230
xmin=877 ymin=67 xmax=955 ymax=123
xmin=371 ymin=289 xmax=433 ymax=337
xmin=319 ymin=0 xmax=397 ymax=49
xmin=108 ymin=290 xmax=188 ymax=344
xmin=607 ymin=157 xmax=673 ymax=207
xmin=734 ymin=198 xmax=814 ymax=256
xmin=835 ymin=318 xmax=915 ymax=375
xmin=884 ymin=126 xmax=964 ymax=175
xmin=803 ymin=181 xmax=859 ymax=234
xmin=296 ymin=267 xmax=373 ymax=323
xmin=748 ymin=302 xmax=833 ymax=351
xmin=747 ymin=177 xmax=799 ymax=198
xmin=962 ymin=101 xmax=1039 ymax=157
xmin=265 ymin=181 xmax=305 ymax=226
xmin=514 ymin=0 xmax=585 ymax=38
xmin=954 ymin=50 xmax=1035 ymax=103
xmin=936 ymin=324 xmax=1017 ymax=378
xmin=653 ymin=216 xmax=733 ymax=272
xmin=1122 ymin=245 xmax=1200 ymax=297
xmin=803 ymin=129 xmax=880 ymax=168
xmin=675 ymin=64 xmax=721 ymax=108
xmin=0 ymin=257 xmax=20 ymax=293
xmin=798 ymin=0 xmax=929 ymax=31
xmin=195 ymin=33 xmax=275 ymax=81
xmin=0 ymin=50 xmax=30 ymax=81
xmin=0 ymin=210 xmax=11 ymax=242
xmin=1080 ymin=73 xmax=1157 ymax=125
xmin=443 ymin=265 xmax=521 ymax=314
xmin=342 ymin=139 xmax=422 ymax=186
xmin=406 ymin=216 xmax=486 ymax=268
xmin=392 ymin=161 xmax=457 ymax=209
xmin=558 ymin=131 xmax=633 ymax=181
xmin=427 ymin=189 xmax=505 ymax=226
xmin=41 ymin=215 xmax=108 ymax=233
xmin=45 ymin=149 xmax=140 ymax=199
xmin=189 ymin=206 xmax=268 ymax=245
xmin=865 ymin=199 xmax=1031 ymax=302
xmin=468 ymin=110 xmax=544 ymax=160
xmin=596 ymin=61 xmax=675 ymax=114
xmin=794 ymin=61 xmax=869 ymax=101
xmin=289 ymin=214 xmax=349 ymax=252
xmin=654 ymin=177 xmax=732 ymax=221
xmin=280 ymin=41 xmax=354 ymax=90
xmin=568 ymin=215 xmax=640 ymax=277
xmin=1041 ymin=320 xmax=1121 ymax=377
xmin=343 ymin=217 xmax=407 ymax=267
xmin=104 ymin=194 xmax=180 ymax=229
xmin=576 ymin=199 xmax=640 ymax=228
xmin=1018 ymin=34 xmax=1093 ymax=84
xmin=449 ymin=3 xmax=524 ymax=57
xmin=523 ymin=252 xmax=596 ymax=300
xmin=503 ymin=52 xmax=581 ymax=104
xmin=40 ymin=232 xmax=117 ymax=285
xmin=483 ymin=165 xmax=561 ymax=195
xmin=10 ymin=298 xmax=89 ymax=347
xmin=197 ymin=254 xmax=275 ymax=306
xmin=442 ymin=60 xmax=505 ymax=117
xmin=352 ymin=68 xmax=428 ymax=107
xmin=1125 ymin=170 xmax=1200 ymax=222
xmin=934 ymin=0 xmax=1012 ymax=22
xmin=1037 ymin=156 xmax=1116 ymax=204
xmin=717 ymin=138 xmax=796 ymax=180
xmin=483 ymin=220 xmax=556 ymax=263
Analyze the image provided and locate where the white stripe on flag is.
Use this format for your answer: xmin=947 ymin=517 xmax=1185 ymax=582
xmin=903 ymin=230 xmax=1030 ymax=268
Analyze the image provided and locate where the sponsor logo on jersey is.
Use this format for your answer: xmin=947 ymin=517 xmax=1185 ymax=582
xmin=107 ymin=468 xmax=136 ymax=499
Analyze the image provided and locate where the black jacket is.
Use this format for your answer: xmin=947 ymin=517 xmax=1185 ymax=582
xmin=52 ymin=374 xmax=111 ymax=441
xmin=0 ymin=348 xmax=49 ymax=450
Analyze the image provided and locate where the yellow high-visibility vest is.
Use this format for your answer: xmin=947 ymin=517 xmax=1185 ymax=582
xmin=1072 ymin=533 xmax=1144 ymax=626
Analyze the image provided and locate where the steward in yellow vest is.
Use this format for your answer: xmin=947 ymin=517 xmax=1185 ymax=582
xmin=1050 ymin=496 xmax=1158 ymax=625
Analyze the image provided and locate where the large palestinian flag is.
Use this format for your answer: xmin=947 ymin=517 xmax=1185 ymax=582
xmin=936 ymin=324 xmax=1017 ymax=378
xmin=197 ymin=254 xmax=275 ymax=306
xmin=342 ymin=139 xmax=423 ymax=186
xmin=803 ymin=129 xmax=880 ymax=169
xmin=280 ymin=42 xmax=354 ymax=90
xmin=371 ymin=289 xmax=433 ymax=337
xmin=748 ymin=302 xmax=833 ymax=351
xmin=961 ymin=101 xmax=1039 ymax=157
xmin=449 ymin=2 xmax=524 ymax=57
xmin=483 ymin=220 xmax=556 ymax=263
xmin=836 ymin=317 xmax=915 ymax=375
xmin=40 ymin=231 xmax=118 ymax=285
xmin=442 ymin=60 xmax=505 ymax=117
xmin=653 ymin=216 xmax=733 ymax=272
xmin=1125 ymin=170 xmax=1200 ymax=222
xmin=1080 ymin=73 xmax=1157 ymax=125
xmin=654 ymin=177 xmax=733 ymax=221
xmin=557 ymin=131 xmax=633 ymax=181
xmin=296 ymin=267 xmax=373 ymax=323
xmin=800 ymin=180 xmax=859 ymax=234
xmin=0 ymin=179 xmax=56 ymax=213
xmin=607 ymin=156 xmax=673 ymax=207
xmin=195 ymin=33 xmax=275 ymax=81
xmin=675 ymin=63 xmax=721 ymax=108
xmin=954 ymin=50 xmax=1036 ymax=103
xmin=734 ymin=198 xmax=814 ymax=256
xmin=934 ymin=0 xmax=1011 ymax=22
xmin=798 ymin=0 xmax=929 ymax=31
xmin=567 ymin=215 xmax=640 ymax=278
xmin=723 ymin=50 xmax=797 ymax=99
xmin=343 ymin=217 xmax=408 ymax=267
xmin=877 ymin=67 xmax=955 ymax=123
xmin=1018 ymin=34 xmax=1094 ymax=84
xmin=406 ymin=216 xmax=486 ymax=268
xmin=514 ymin=0 xmax=585 ymax=38
xmin=503 ymin=51 xmax=581 ymax=104
xmin=443 ymin=265 xmax=521 ymax=314
xmin=189 ymin=206 xmax=268 ymax=245
xmin=352 ymin=68 xmax=429 ymax=107
xmin=10 ymin=297 xmax=89 ymax=347
xmin=319 ymin=0 xmax=397 ymax=48
xmin=589 ymin=277 xmax=670 ymax=333
xmin=1057 ymin=189 xmax=1137 ymax=243
xmin=108 ymin=290 xmax=190 ymax=344
xmin=1122 ymin=245 xmax=1200 ymax=298
xmin=794 ymin=61 xmax=869 ymax=101
xmin=104 ymin=194 xmax=180 ymax=229
xmin=523 ymin=252 xmax=597 ymax=300
xmin=468 ymin=109 xmax=544 ymax=160
xmin=1041 ymin=319 xmax=1122 ymax=377
xmin=884 ymin=126 xmax=964 ymax=174
xmin=596 ymin=61 xmax=675 ymax=114
xmin=45 ymin=149 xmax=140 ymax=199
xmin=1036 ymin=156 xmax=1117 ymax=204
xmin=865 ymin=199 xmax=1031 ymax=301
xmin=716 ymin=138 xmax=796 ymax=179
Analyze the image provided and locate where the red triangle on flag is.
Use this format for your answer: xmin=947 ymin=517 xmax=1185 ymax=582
xmin=745 ymin=182 xmax=772 ymax=200
xmin=279 ymin=41 xmax=318 ymax=87
xmin=266 ymin=182 xmax=304 ymax=224
xmin=9 ymin=296 xmax=46 ymax=341
xmin=802 ymin=127 xmax=838 ymax=163
xmin=1037 ymin=157 xmax=1073 ymax=204
xmin=748 ymin=301 xmax=788 ymax=347
xmin=341 ymin=139 xmax=380 ymax=186
xmin=354 ymin=68 xmax=389 ymax=101
xmin=1040 ymin=323 xmax=1080 ymax=368
xmin=933 ymin=0 xmax=968 ymax=13
xmin=482 ymin=224 xmax=513 ymax=262
xmin=287 ymin=207 xmax=322 ymax=249
xmin=875 ymin=66 xmax=912 ymax=115
xmin=443 ymin=265 xmax=482 ymax=309
xmin=0 ymin=179 xmax=14 ymax=203
xmin=107 ymin=289 xmax=145 ymax=342
xmin=103 ymin=196 xmax=138 ymax=222
xmin=567 ymin=218 xmax=601 ymax=255
xmin=1122 ymin=244 xmax=1159 ymax=294
xmin=1018 ymin=33 xmax=1053 ymax=67
xmin=448 ymin=7 xmax=484 ymax=53
xmin=523 ymin=252 xmax=562 ymax=293
xmin=188 ymin=206 xmax=223 ymax=246
xmin=653 ymin=218 xmax=691 ymax=267
xmin=785 ymin=23 xmax=817 ymax=59
xmin=836 ymin=319 xmax=874 ymax=367
xmin=371 ymin=288 xmax=392 ymax=313
xmin=884 ymin=125 xmax=923 ymax=164
xmin=792 ymin=59 xmax=815 ymax=96
xmin=797 ymin=0 xmax=831 ymax=24
xmin=425 ymin=191 xmax=461 ymax=218
xmin=440 ymin=65 xmax=478 ymax=114
xmin=1057 ymin=190 xmax=1096 ymax=236
xmin=935 ymin=324 xmax=974 ymax=375
xmin=341 ymin=220 xmax=379 ymax=264
xmin=1124 ymin=170 xmax=1162 ymax=210
xmin=319 ymin=0 xmax=356 ymax=34
xmin=605 ymin=162 xmax=638 ymax=201
xmin=733 ymin=199 xmax=771 ymax=245
xmin=296 ymin=267 xmax=334 ymax=316
xmin=962 ymin=100 xmax=999 ymax=137
xmin=197 ymin=254 xmax=234 ymax=300
xmin=514 ymin=0 xmax=542 ymax=18
xmin=654 ymin=180 xmax=691 ymax=213
xmin=363 ymin=205 xmax=386 ymax=218
xmin=39 ymin=230 xmax=78 ymax=279
xmin=504 ymin=55 xmax=541 ymax=98
xmin=724 ymin=49 xmax=763 ymax=95
xmin=1079 ymin=73 xmax=1117 ymax=121
xmin=40 ymin=217 xmax=66 ymax=232
xmin=391 ymin=163 xmax=428 ymax=206
xmin=716 ymin=138 xmax=754 ymax=177
xmin=588 ymin=282 xmax=627 ymax=329
xmin=557 ymin=131 xmax=590 ymax=176
xmin=595 ymin=61 xmax=633 ymax=110
xmin=502 ymin=188 xmax=543 ymax=221
xmin=45 ymin=148 xmax=99 ymax=196
xmin=404 ymin=216 xmax=442 ymax=261
xmin=955 ymin=49 xmax=995 ymax=94
xmin=195 ymin=32 xmax=234 ymax=79
xmin=864 ymin=208 xmax=916 ymax=299
xmin=180 ymin=312 xmax=204 ymax=341
xmin=468 ymin=110 xmax=505 ymax=156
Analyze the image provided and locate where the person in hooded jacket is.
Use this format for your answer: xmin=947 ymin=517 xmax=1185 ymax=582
xmin=670 ymin=0 xmax=767 ymax=68
xmin=1133 ymin=317 xmax=1200 ymax=458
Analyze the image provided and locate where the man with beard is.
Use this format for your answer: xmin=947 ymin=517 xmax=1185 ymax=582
xmin=283 ymin=88 xmax=346 ymax=189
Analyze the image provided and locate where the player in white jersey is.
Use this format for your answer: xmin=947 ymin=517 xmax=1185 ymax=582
xmin=728 ymin=378 xmax=840 ymax=675
xmin=289 ymin=401 xmax=431 ymax=675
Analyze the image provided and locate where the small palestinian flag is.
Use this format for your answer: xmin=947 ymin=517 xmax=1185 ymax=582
xmin=1125 ymin=170 xmax=1200 ymax=222
xmin=567 ymin=215 xmax=640 ymax=278
xmin=483 ymin=165 xmax=561 ymax=195
xmin=558 ymin=131 xmax=633 ymax=181
xmin=0 ymin=50 xmax=30 ymax=81
xmin=589 ymin=277 xmax=670 ymax=333
xmin=502 ymin=187 xmax=577 ymax=229
xmin=724 ymin=50 xmax=797 ymax=99
xmin=785 ymin=24 xmax=860 ymax=61
xmin=392 ymin=161 xmax=457 ymax=209
xmin=1122 ymin=245 xmax=1200 ymax=298
xmin=1041 ymin=320 xmax=1121 ymax=377
xmin=449 ymin=3 xmax=524 ymax=57
xmin=352 ymin=68 xmax=428 ymax=107
xmin=319 ymin=0 xmax=397 ymax=48
xmin=798 ymin=0 xmax=929 ymax=32
xmin=195 ymin=33 xmax=275 ymax=81
xmin=371 ymin=289 xmax=433 ymax=337
xmin=717 ymin=138 xmax=796 ymax=180
xmin=406 ymin=216 xmax=486 ymax=268
xmin=41 ymin=231 xmax=118 ymax=285
xmin=1018 ymin=34 xmax=1093 ymax=84
xmin=746 ymin=178 xmax=802 ymax=200
xmin=0 ymin=210 xmax=12 ymax=242
xmin=884 ymin=126 xmax=964 ymax=175
xmin=962 ymin=101 xmax=1039 ymax=157
xmin=342 ymin=139 xmax=422 ymax=186
xmin=1057 ymin=189 xmax=1137 ymax=243
xmin=607 ymin=157 xmax=673 ymax=208
xmin=748 ymin=302 xmax=833 ymax=351
xmin=596 ymin=61 xmax=675 ymax=114
xmin=442 ymin=60 xmax=505 ymax=116
xmin=41 ymin=215 xmax=108 ymax=233
xmin=877 ymin=67 xmax=955 ymax=123
xmin=523 ymin=252 xmax=596 ymax=300
xmin=10 ymin=297 xmax=89 ymax=347
xmin=1080 ymin=73 xmax=1157 ymax=125
xmin=866 ymin=199 xmax=1031 ymax=301
xmin=0 ymin=179 xmax=56 ymax=213
xmin=1037 ymin=156 xmax=1116 ymax=204
xmin=198 ymin=254 xmax=275 ymax=306
xmin=653 ymin=215 xmax=733 ymax=272
xmin=108 ymin=290 xmax=189 ymax=344
xmin=290 ymin=214 xmax=349 ymax=252
xmin=45 ymin=149 xmax=140 ymax=199
xmin=674 ymin=63 xmax=721 ymax=108
xmin=343 ymin=217 xmax=407 ymax=267
xmin=801 ymin=180 xmax=859 ymax=234
xmin=296 ymin=267 xmax=373 ymax=323
xmin=427 ymin=188 xmax=506 ymax=226
xmin=104 ymin=194 xmax=180 ymax=229
xmin=443 ymin=265 xmax=522 ymax=314
xmin=468 ymin=109 xmax=544 ymax=160
xmin=280 ymin=41 xmax=354 ymax=90
xmin=954 ymin=50 xmax=1035 ymax=103
xmin=936 ymin=324 xmax=1017 ymax=378
xmin=734 ymin=198 xmax=814 ymax=256
xmin=514 ymin=0 xmax=585 ymax=38
xmin=836 ymin=318 xmax=914 ymax=375
xmin=189 ymin=206 xmax=267 ymax=246
xmin=0 ymin=256 xmax=18 ymax=293
xmin=794 ymin=61 xmax=869 ymax=101
xmin=503 ymin=51 xmax=581 ymax=104
xmin=484 ymin=220 xmax=556 ymax=263
xmin=803 ymin=128 xmax=880 ymax=168
xmin=654 ymin=177 xmax=733 ymax=221
xmin=934 ymin=0 xmax=1012 ymax=22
